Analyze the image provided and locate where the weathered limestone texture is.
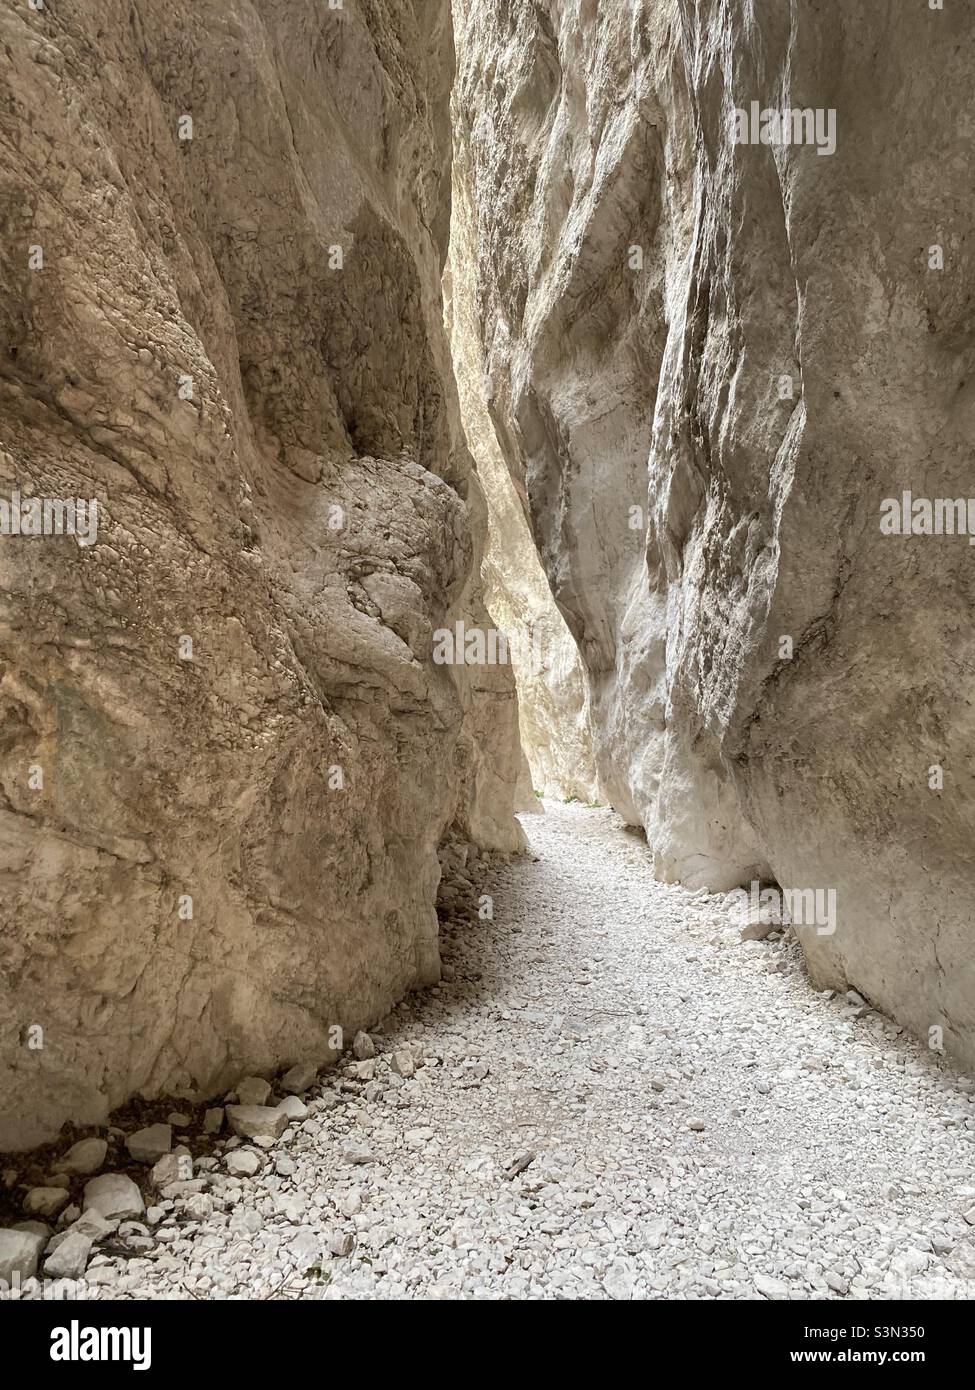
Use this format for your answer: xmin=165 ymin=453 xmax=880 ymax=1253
xmin=446 ymin=139 xmax=600 ymax=803
xmin=454 ymin=0 xmax=975 ymax=1064
xmin=0 ymin=0 xmax=522 ymax=1150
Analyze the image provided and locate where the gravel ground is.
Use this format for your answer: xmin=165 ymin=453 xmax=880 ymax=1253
xmin=55 ymin=804 xmax=975 ymax=1298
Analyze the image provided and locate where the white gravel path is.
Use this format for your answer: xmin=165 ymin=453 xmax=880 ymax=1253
xmin=86 ymin=803 xmax=975 ymax=1300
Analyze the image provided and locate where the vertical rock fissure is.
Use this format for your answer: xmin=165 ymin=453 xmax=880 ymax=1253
xmin=445 ymin=124 xmax=601 ymax=806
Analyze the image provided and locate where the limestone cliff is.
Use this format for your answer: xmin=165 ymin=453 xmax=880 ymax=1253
xmin=454 ymin=0 xmax=975 ymax=1066
xmin=446 ymin=133 xmax=599 ymax=804
xmin=0 ymin=0 xmax=522 ymax=1149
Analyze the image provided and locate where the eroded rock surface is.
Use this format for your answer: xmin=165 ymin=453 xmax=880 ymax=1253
xmin=446 ymin=142 xmax=599 ymax=804
xmin=454 ymin=0 xmax=975 ymax=1064
xmin=0 ymin=0 xmax=522 ymax=1149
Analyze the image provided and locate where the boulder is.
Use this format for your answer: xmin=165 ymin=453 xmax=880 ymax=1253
xmin=280 ymin=1062 xmax=319 ymax=1095
xmin=44 ymin=1232 xmax=93 ymax=1280
xmin=125 ymin=1124 xmax=172 ymax=1164
xmin=226 ymin=1105 xmax=290 ymax=1141
xmin=83 ymin=1174 xmax=145 ymax=1222
xmin=203 ymin=1108 xmax=225 ymax=1135
xmin=23 ymin=1188 xmax=70 ymax=1220
xmin=0 ymin=1227 xmax=46 ymax=1284
xmin=60 ymin=1138 xmax=108 ymax=1176
xmin=235 ymin=1077 xmax=272 ymax=1108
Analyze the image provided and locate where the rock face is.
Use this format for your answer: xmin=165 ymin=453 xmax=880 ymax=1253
xmin=446 ymin=145 xmax=600 ymax=804
xmin=0 ymin=0 xmax=522 ymax=1149
xmin=454 ymin=1 xmax=975 ymax=1065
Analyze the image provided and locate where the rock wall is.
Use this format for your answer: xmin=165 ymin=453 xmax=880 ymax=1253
xmin=0 ymin=0 xmax=523 ymax=1150
xmin=454 ymin=0 xmax=975 ymax=1066
xmin=446 ymin=134 xmax=599 ymax=804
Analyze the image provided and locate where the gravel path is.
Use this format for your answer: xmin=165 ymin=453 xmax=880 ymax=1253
xmin=90 ymin=803 xmax=974 ymax=1300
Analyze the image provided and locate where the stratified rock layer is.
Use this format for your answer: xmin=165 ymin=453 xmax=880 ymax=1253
xmin=454 ymin=0 xmax=975 ymax=1064
xmin=0 ymin=0 xmax=522 ymax=1149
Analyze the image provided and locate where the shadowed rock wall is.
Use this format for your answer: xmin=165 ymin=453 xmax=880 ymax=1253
xmin=0 ymin=0 xmax=523 ymax=1150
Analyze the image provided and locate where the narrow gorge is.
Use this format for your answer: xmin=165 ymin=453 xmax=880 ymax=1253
xmin=1 ymin=0 xmax=973 ymax=1312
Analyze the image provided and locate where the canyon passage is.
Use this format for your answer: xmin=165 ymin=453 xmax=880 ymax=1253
xmin=0 ymin=0 xmax=973 ymax=1306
